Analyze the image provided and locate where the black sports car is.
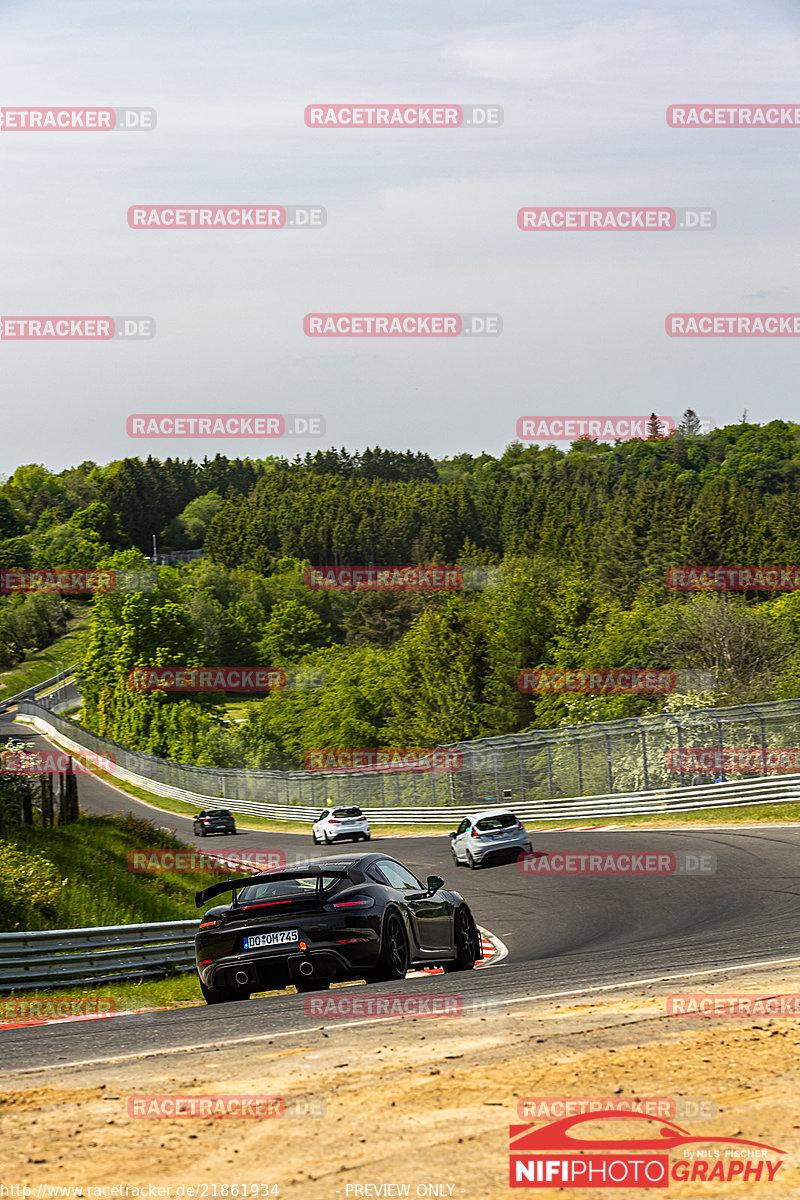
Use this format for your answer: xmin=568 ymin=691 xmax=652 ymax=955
xmin=193 ymin=808 xmax=236 ymax=837
xmin=194 ymin=852 xmax=481 ymax=1004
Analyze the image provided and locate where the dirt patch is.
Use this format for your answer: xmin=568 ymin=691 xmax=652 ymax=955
xmin=0 ymin=965 xmax=798 ymax=1198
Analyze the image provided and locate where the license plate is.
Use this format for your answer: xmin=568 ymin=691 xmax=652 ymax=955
xmin=244 ymin=930 xmax=299 ymax=949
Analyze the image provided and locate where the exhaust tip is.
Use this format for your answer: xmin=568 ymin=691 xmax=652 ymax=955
xmin=298 ymin=960 xmax=314 ymax=976
xmin=234 ymin=970 xmax=250 ymax=986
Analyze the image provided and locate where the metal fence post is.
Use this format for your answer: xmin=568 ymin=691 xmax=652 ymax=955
xmin=575 ymin=730 xmax=584 ymax=794
xmin=545 ymin=736 xmax=554 ymax=796
xmin=630 ymin=718 xmax=649 ymax=791
xmin=743 ymin=704 xmax=768 ymax=776
xmin=600 ymin=725 xmax=613 ymax=793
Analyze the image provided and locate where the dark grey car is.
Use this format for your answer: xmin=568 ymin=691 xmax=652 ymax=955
xmin=193 ymin=808 xmax=237 ymax=837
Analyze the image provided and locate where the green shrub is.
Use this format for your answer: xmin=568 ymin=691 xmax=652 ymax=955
xmin=0 ymin=842 xmax=64 ymax=927
xmin=114 ymin=811 xmax=182 ymax=848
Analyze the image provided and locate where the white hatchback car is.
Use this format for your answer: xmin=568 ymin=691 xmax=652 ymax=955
xmin=450 ymin=808 xmax=532 ymax=869
xmin=312 ymin=805 xmax=372 ymax=844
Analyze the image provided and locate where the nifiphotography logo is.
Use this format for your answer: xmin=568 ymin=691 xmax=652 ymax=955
xmin=508 ymin=1111 xmax=785 ymax=1187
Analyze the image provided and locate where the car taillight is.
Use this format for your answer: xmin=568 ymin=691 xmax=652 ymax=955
xmin=325 ymin=896 xmax=375 ymax=909
xmin=471 ymin=827 xmax=478 ymax=837
xmin=328 ymin=819 xmax=340 ymax=824
xmin=199 ymin=918 xmax=220 ymax=929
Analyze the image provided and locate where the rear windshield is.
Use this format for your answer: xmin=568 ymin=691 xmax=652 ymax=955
xmin=238 ymin=876 xmax=340 ymax=903
xmin=205 ymin=809 xmax=232 ymax=817
xmin=333 ymin=807 xmax=363 ymax=818
xmin=475 ymin=813 xmax=517 ymax=831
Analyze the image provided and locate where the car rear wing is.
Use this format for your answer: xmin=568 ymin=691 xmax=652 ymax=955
xmin=194 ymin=865 xmax=366 ymax=908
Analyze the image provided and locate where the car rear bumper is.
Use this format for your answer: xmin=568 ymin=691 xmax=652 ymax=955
xmin=472 ymin=835 xmax=530 ymax=861
xmin=198 ymin=936 xmax=377 ymax=990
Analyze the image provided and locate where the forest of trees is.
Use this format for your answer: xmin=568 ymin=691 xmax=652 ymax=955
xmin=203 ymin=418 xmax=800 ymax=604
xmin=6 ymin=418 xmax=800 ymax=768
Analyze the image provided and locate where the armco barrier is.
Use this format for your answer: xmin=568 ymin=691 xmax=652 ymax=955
xmin=0 ymin=920 xmax=199 ymax=992
xmin=0 ymin=664 xmax=78 ymax=714
xmin=13 ymin=702 xmax=800 ymax=824
xmin=17 ymin=694 xmax=800 ymax=807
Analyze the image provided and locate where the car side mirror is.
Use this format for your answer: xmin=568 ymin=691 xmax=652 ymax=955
xmin=427 ymin=875 xmax=444 ymax=895
xmin=449 ymin=831 xmax=456 ymax=839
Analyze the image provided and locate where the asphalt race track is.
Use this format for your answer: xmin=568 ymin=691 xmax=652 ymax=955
xmin=2 ymin=709 xmax=800 ymax=1075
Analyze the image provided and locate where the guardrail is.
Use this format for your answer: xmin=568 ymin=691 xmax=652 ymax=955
xmin=0 ymin=664 xmax=79 ymax=714
xmin=0 ymin=920 xmax=200 ymax=992
xmin=13 ymin=705 xmax=800 ymax=824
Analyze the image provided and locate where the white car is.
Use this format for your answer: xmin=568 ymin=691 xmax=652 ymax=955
xmin=312 ymin=805 xmax=371 ymax=844
xmin=450 ymin=808 xmax=531 ymax=869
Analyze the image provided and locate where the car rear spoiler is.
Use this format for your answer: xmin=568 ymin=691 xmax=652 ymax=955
xmin=194 ymin=865 xmax=366 ymax=908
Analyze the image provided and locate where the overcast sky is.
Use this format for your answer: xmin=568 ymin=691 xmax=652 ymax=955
xmin=0 ymin=0 xmax=798 ymax=476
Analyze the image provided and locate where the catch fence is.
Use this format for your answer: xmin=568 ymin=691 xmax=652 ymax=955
xmin=15 ymin=697 xmax=800 ymax=813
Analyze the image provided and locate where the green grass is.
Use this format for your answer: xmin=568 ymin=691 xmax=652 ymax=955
xmin=0 ymin=612 xmax=91 ymax=698
xmin=2 ymin=813 xmax=240 ymax=932
xmin=0 ymin=810 xmax=300 ymax=1006
xmin=0 ymin=970 xmax=353 ymax=1014
xmin=551 ymin=800 xmax=800 ymax=827
xmin=0 ymin=973 xmax=207 ymax=1015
